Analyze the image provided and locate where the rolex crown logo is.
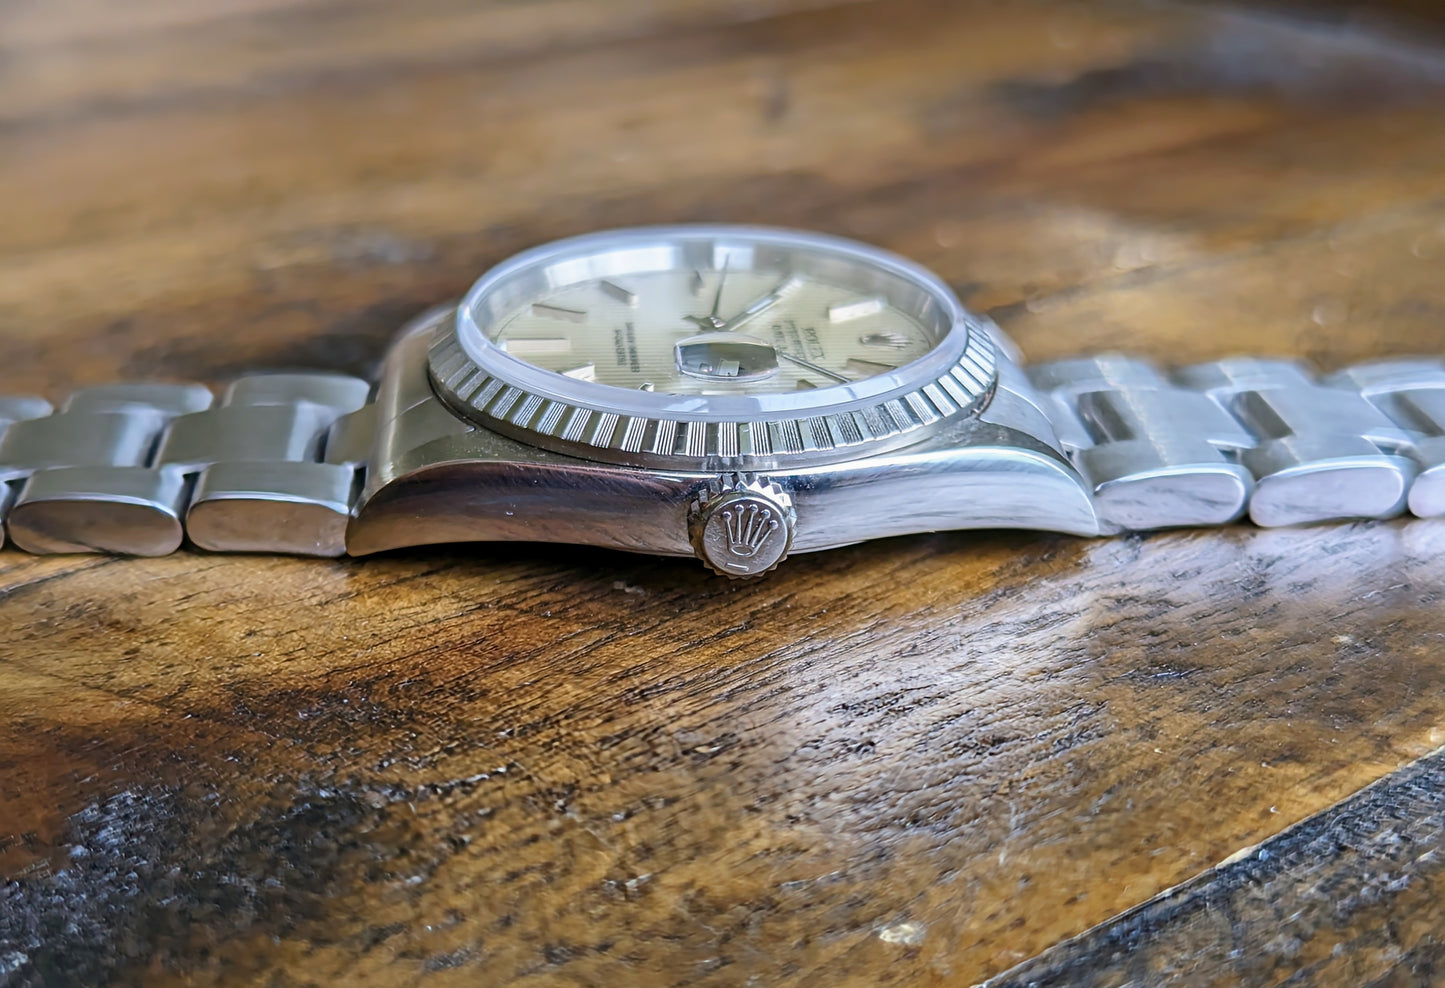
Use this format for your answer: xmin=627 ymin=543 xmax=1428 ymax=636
xmin=721 ymin=501 xmax=778 ymax=558
xmin=690 ymin=475 xmax=796 ymax=578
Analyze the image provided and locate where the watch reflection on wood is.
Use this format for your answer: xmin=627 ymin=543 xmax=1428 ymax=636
xmin=0 ymin=226 xmax=1440 ymax=576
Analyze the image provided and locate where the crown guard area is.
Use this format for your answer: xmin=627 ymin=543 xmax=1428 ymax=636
xmin=689 ymin=476 xmax=796 ymax=578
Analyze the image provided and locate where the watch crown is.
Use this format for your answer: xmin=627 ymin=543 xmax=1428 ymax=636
xmin=689 ymin=475 xmax=795 ymax=578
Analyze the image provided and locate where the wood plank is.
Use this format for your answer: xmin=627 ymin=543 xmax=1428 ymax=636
xmin=2 ymin=0 xmax=1445 ymax=984
xmin=986 ymin=744 xmax=1445 ymax=986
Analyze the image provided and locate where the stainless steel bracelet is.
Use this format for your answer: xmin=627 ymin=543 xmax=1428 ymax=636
xmin=1031 ymin=356 xmax=1445 ymax=532
xmin=0 ymin=374 xmax=375 ymax=557
xmin=2 ymin=354 xmax=1442 ymax=558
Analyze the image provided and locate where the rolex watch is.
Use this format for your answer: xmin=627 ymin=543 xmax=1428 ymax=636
xmin=1 ymin=225 xmax=1441 ymax=576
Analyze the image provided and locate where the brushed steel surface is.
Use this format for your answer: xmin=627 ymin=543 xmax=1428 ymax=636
xmin=324 ymin=404 xmax=379 ymax=469
xmin=1032 ymin=355 xmax=1255 ymax=530
xmin=1201 ymin=364 xmax=1418 ymax=526
xmin=159 ymin=404 xmax=336 ymax=468
xmin=59 ymin=382 xmax=213 ymax=416
xmin=0 ymin=408 xmax=173 ymax=481
xmin=224 ymin=373 xmax=370 ymax=412
xmin=1329 ymin=359 xmax=1445 ymax=518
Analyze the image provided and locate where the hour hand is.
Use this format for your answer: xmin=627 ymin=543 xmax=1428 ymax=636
xmin=682 ymin=313 xmax=724 ymax=331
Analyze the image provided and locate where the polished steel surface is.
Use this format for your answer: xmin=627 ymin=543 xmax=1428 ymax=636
xmin=9 ymin=466 xmax=189 ymax=555
xmin=188 ymin=460 xmax=357 ymax=556
xmin=0 ymin=395 xmax=54 ymax=549
xmin=0 ymin=396 xmax=54 ymax=426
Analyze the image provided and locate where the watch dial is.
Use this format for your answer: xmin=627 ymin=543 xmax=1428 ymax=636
xmin=486 ymin=269 xmax=935 ymax=395
xmin=443 ymin=227 xmax=993 ymax=468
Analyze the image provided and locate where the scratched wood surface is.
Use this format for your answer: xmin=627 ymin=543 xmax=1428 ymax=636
xmin=3 ymin=1 xmax=1445 ymax=985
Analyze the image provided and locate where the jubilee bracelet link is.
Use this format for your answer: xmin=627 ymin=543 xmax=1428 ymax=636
xmin=0 ymin=374 xmax=374 ymax=556
xmin=1033 ymin=355 xmax=1445 ymax=532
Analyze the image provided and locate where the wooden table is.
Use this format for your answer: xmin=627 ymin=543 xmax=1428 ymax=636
xmin=3 ymin=1 xmax=1444 ymax=984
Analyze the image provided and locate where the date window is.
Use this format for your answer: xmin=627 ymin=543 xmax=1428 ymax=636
xmin=676 ymin=333 xmax=779 ymax=382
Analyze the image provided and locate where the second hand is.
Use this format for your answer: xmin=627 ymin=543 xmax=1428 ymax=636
xmin=778 ymin=350 xmax=850 ymax=384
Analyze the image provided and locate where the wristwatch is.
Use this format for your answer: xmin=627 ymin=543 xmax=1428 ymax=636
xmin=1 ymin=225 xmax=1441 ymax=576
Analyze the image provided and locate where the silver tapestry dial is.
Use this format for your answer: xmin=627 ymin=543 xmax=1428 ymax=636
xmin=429 ymin=225 xmax=999 ymax=468
xmin=487 ymin=268 xmax=936 ymax=395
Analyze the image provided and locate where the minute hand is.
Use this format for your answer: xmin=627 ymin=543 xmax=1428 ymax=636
xmin=716 ymin=276 xmax=802 ymax=332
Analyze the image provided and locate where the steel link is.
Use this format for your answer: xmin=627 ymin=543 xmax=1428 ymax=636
xmin=0 ymin=384 xmax=213 ymax=554
xmin=1179 ymin=358 xmax=1417 ymax=527
xmin=1038 ymin=353 xmax=1434 ymax=532
xmin=166 ymin=373 xmax=370 ymax=556
xmin=16 ymin=466 xmax=191 ymax=555
xmin=1172 ymin=357 xmax=1315 ymax=395
xmin=0 ymin=396 xmax=54 ymax=548
xmin=1028 ymin=356 xmax=1255 ymax=531
xmin=60 ymin=383 xmax=213 ymax=416
xmin=1326 ymin=359 xmax=1445 ymax=517
xmin=0 ymin=397 xmax=55 ymax=424
xmin=324 ymin=405 xmax=378 ymax=469
xmin=0 ymin=374 xmax=373 ymax=557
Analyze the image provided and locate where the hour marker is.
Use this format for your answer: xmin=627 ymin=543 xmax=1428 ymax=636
xmin=599 ymin=281 xmax=638 ymax=306
xmin=531 ymin=302 xmax=587 ymax=323
xmin=860 ymin=330 xmax=912 ymax=349
xmin=560 ymin=362 xmax=596 ymax=380
xmin=846 ymin=358 xmax=898 ymax=376
xmin=795 ymin=380 xmax=818 ymax=390
xmin=503 ymin=337 xmax=571 ymax=356
xmin=639 ymin=382 xmax=656 ymax=391
xmin=690 ymin=270 xmax=706 ymax=296
xmin=828 ymin=297 xmax=886 ymax=323
xmin=752 ymin=275 xmax=806 ymax=313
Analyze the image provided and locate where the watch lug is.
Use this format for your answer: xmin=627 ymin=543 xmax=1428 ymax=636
xmin=348 ymin=311 xmax=705 ymax=557
xmin=784 ymin=418 xmax=1102 ymax=552
xmin=977 ymin=347 xmax=1069 ymax=457
xmin=785 ymin=342 xmax=1103 ymax=544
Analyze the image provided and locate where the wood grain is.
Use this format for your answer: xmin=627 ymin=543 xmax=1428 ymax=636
xmin=3 ymin=0 xmax=1445 ymax=985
